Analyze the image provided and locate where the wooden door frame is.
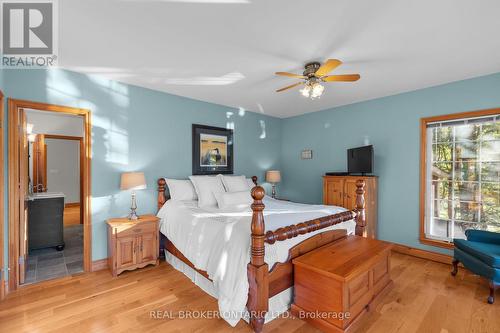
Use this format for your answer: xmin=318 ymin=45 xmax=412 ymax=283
xmin=8 ymin=99 xmax=92 ymax=292
xmin=0 ymin=90 xmax=4 ymax=299
xmin=31 ymin=134 xmax=47 ymax=192
xmin=43 ymin=134 xmax=84 ymax=222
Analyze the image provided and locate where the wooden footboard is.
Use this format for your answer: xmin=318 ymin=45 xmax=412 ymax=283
xmin=247 ymin=180 xmax=365 ymax=333
xmin=156 ymin=176 xmax=366 ymax=333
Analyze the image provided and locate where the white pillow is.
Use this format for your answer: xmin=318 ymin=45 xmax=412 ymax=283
xmin=214 ymin=190 xmax=253 ymax=209
xmin=220 ymin=175 xmax=249 ymax=192
xmin=246 ymin=178 xmax=256 ymax=189
xmin=165 ymin=178 xmax=198 ymax=201
xmin=189 ymin=175 xmax=226 ymax=208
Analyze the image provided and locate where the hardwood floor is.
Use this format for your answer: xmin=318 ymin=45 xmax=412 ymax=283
xmin=63 ymin=205 xmax=81 ymax=226
xmin=0 ymin=252 xmax=498 ymax=333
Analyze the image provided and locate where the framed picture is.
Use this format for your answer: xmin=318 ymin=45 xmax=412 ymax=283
xmin=192 ymin=124 xmax=233 ymax=175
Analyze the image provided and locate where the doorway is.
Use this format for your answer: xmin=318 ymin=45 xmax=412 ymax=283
xmin=27 ymin=130 xmax=84 ymax=283
xmin=32 ymin=134 xmax=84 ymax=225
xmin=8 ymin=99 xmax=91 ymax=290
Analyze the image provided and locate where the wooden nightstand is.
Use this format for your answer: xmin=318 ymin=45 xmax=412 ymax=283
xmin=106 ymin=214 xmax=159 ymax=277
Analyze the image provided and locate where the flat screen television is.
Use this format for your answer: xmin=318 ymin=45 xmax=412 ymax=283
xmin=347 ymin=145 xmax=373 ymax=174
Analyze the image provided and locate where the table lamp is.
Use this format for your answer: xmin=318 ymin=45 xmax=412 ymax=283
xmin=120 ymin=172 xmax=147 ymax=220
xmin=266 ymin=170 xmax=281 ymax=199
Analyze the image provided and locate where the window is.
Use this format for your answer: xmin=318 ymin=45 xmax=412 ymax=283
xmin=420 ymin=110 xmax=500 ymax=248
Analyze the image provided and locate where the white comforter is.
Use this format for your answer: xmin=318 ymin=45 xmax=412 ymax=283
xmin=157 ymin=196 xmax=355 ymax=326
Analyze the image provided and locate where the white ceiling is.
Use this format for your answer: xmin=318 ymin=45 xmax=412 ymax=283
xmin=59 ymin=0 xmax=500 ymax=118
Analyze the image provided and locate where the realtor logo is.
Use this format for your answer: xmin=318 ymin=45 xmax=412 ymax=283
xmin=1 ymin=0 xmax=58 ymax=67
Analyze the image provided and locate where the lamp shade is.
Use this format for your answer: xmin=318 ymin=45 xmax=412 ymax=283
xmin=266 ymin=170 xmax=281 ymax=183
xmin=120 ymin=172 xmax=147 ymax=191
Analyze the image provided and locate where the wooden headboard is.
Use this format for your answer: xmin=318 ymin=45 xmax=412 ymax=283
xmin=157 ymin=175 xmax=258 ymax=210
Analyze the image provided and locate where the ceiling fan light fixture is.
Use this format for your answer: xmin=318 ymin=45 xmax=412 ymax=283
xmin=300 ymin=81 xmax=324 ymax=99
xmin=300 ymin=84 xmax=311 ymax=97
xmin=275 ymin=59 xmax=358 ymax=98
xmin=310 ymin=83 xmax=324 ymax=99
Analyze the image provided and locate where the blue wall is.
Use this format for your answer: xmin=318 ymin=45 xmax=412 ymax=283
xmin=2 ymin=68 xmax=500 ymax=276
xmin=280 ymin=72 xmax=500 ymax=254
xmin=1 ymin=68 xmax=282 ymax=267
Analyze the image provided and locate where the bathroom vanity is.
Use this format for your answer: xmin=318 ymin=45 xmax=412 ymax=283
xmin=27 ymin=192 xmax=65 ymax=251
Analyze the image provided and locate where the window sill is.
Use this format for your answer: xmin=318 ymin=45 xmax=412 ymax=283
xmin=419 ymin=237 xmax=455 ymax=249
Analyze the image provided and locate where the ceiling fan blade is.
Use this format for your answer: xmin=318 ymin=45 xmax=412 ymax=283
xmin=315 ymin=59 xmax=342 ymax=77
xmin=276 ymin=82 xmax=303 ymax=92
xmin=322 ymin=74 xmax=361 ymax=82
xmin=275 ymin=72 xmax=306 ymax=79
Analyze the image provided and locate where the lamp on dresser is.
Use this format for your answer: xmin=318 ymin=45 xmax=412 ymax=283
xmin=120 ymin=172 xmax=147 ymax=220
xmin=266 ymin=170 xmax=281 ymax=199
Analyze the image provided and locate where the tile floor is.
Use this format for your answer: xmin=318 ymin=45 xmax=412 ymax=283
xmin=24 ymin=224 xmax=83 ymax=284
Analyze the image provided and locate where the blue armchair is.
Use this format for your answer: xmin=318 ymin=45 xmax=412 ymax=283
xmin=452 ymin=230 xmax=500 ymax=304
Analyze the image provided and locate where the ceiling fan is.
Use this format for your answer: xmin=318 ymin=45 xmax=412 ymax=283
xmin=275 ymin=59 xmax=360 ymax=99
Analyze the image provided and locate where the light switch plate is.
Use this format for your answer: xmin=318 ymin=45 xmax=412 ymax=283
xmin=301 ymin=149 xmax=313 ymax=160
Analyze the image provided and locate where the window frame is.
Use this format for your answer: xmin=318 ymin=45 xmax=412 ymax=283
xmin=420 ymin=108 xmax=500 ymax=249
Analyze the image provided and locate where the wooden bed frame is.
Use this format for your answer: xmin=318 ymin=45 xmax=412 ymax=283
xmin=157 ymin=176 xmax=366 ymax=333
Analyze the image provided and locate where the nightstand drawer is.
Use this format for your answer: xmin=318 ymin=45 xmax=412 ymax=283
xmin=114 ymin=222 xmax=156 ymax=237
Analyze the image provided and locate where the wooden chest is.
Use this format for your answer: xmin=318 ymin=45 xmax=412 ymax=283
xmin=291 ymin=236 xmax=393 ymax=332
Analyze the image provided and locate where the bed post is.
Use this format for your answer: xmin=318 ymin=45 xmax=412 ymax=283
xmin=157 ymin=178 xmax=167 ymax=211
xmin=251 ymin=175 xmax=258 ymax=185
xmin=355 ymin=180 xmax=366 ymax=237
xmin=247 ymin=185 xmax=268 ymax=333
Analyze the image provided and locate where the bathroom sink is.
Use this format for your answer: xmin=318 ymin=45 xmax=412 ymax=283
xmin=28 ymin=192 xmax=65 ymax=200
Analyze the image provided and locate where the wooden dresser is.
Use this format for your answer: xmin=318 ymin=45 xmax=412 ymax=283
xmin=323 ymin=175 xmax=377 ymax=238
xmin=291 ymin=236 xmax=393 ymax=333
xmin=106 ymin=215 xmax=159 ymax=277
